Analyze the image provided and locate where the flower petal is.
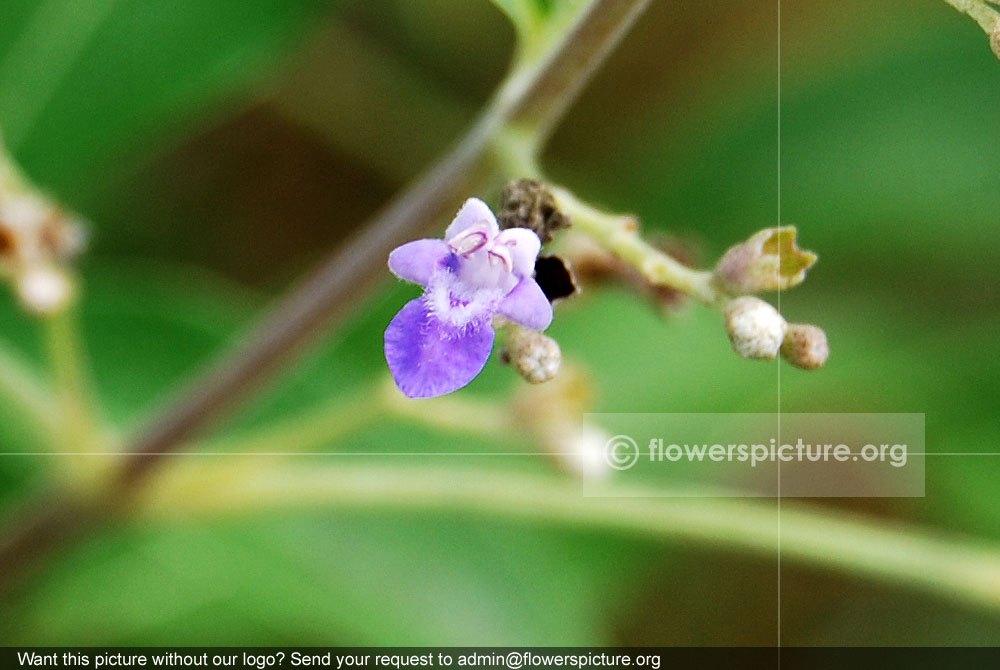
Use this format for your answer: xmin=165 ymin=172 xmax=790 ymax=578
xmin=499 ymin=278 xmax=553 ymax=330
xmin=385 ymin=298 xmax=495 ymax=398
xmin=444 ymin=198 xmax=499 ymax=240
xmin=388 ymin=239 xmax=451 ymax=286
xmin=495 ymin=228 xmax=541 ymax=277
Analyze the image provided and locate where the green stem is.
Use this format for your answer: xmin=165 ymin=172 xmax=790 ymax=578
xmin=138 ymin=462 xmax=1000 ymax=613
xmin=0 ymin=340 xmax=57 ymax=440
xmin=549 ymin=184 xmax=724 ymax=305
xmin=0 ymin=0 xmax=655 ymax=594
xmin=502 ymin=0 xmax=652 ymax=148
xmin=195 ymin=389 xmax=383 ymax=455
xmin=380 ymin=378 xmax=514 ymax=437
xmin=43 ymin=307 xmax=100 ymax=452
xmin=490 ymin=137 xmax=727 ymax=307
xmin=941 ymin=0 xmax=1000 ymax=33
xmin=189 ymin=377 xmax=514 ymax=455
xmin=118 ymin=0 xmax=653 ymax=482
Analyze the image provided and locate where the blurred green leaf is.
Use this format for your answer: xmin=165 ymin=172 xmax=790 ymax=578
xmin=0 ymin=261 xmax=650 ymax=645
xmin=548 ymin=0 xmax=1000 ymax=289
xmin=5 ymin=257 xmax=1000 ymax=643
xmin=3 ymin=0 xmax=1000 ymax=647
xmin=0 ymin=0 xmax=335 ymax=211
xmin=4 ymin=514 xmax=649 ymax=644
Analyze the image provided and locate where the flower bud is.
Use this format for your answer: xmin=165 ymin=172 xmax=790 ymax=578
xmin=501 ymin=324 xmax=561 ymax=384
xmin=724 ymin=296 xmax=787 ymax=360
xmin=16 ymin=264 xmax=74 ymax=315
xmin=714 ymin=227 xmax=817 ymax=294
xmin=781 ymin=323 xmax=829 ymax=370
xmin=1 ymin=145 xmax=86 ymax=316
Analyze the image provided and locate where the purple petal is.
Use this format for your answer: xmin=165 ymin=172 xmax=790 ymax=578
xmin=385 ymin=298 xmax=495 ymax=398
xmin=495 ymin=228 xmax=541 ymax=277
xmin=444 ymin=198 xmax=499 ymax=241
xmin=499 ymin=278 xmax=553 ymax=330
xmin=388 ymin=239 xmax=451 ymax=286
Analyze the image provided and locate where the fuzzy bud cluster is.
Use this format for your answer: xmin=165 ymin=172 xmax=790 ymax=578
xmin=0 ymin=189 xmax=85 ymax=315
xmin=500 ymin=323 xmax=561 ymax=384
xmin=781 ymin=323 xmax=829 ymax=370
xmin=1 ymin=136 xmax=86 ymax=315
xmin=724 ymin=297 xmax=829 ymax=369
xmin=724 ymin=296 xmax=787 ymax=360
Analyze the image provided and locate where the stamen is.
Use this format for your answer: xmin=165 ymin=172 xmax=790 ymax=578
xmin=448 ymin=229 xmax=488 ymax=255
xmin=488 ymin=244 xmax=513 ymax=272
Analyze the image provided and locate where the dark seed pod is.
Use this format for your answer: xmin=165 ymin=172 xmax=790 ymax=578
xmin=497 ymin=179 xmax=570 ymax=244
xmin=533 ymin=255 xmax=578 ymax=302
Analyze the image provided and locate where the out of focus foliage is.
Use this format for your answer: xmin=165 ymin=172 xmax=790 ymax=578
xmin=1 ymin=0 xmax=999 ymax=645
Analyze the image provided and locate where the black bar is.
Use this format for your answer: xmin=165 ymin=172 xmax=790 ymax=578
xmin=2 ymin=648 xmax=998 ymax=670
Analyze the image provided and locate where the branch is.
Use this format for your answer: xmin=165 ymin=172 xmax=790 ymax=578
xmin=0 ymin=0 xmax=652 ymax=594
xmin=118 ymin=0 xmax=651 ymax=484
xmin=0 ymin=495 xmax=101 ymax=598
xmin=139 ymin=462 xmax=1000 ymax=613
xmin=502 ymin=0 xmax=651 ymax=147
xmin=43 ymin=308 xmax=102 ymax=452
xmin=941 ymin=0 xmax=1000 ymax=58
xmin=942 ymin=0 xmax=1000 ymax=32
xmin=0 ymin=341 xmax=57 ymax=439
xmin=548 ymin=183 xmax=722 ymax=305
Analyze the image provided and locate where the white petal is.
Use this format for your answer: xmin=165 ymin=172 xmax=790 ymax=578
xmin=495 ymin=228 xmax=541 ymax=277
xmin=444 ymin=198 xmax=499 ymax=240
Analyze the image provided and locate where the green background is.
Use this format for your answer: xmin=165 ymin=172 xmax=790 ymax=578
xmin=1 ymin=0 xmax=999 ymax=645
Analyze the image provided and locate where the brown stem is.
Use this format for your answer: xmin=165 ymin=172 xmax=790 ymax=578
xmin=119 ymin=116 xmax=498 ymax=484
xmin=506 ymin=0 xmax=651 ymax=145
xmin=120 ymin=0 xmax=651 ymax=484
xmin=0 ymin=0 xmax=651 ymax=595
xmin=0 ymin=495 xmax=100 ymax=598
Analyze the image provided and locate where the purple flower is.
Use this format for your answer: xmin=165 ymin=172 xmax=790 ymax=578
xmin=385 ymin=198 xmax=553 ymax=398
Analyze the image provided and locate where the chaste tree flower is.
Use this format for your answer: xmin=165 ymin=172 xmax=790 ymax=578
xmin=385 ymin=198 xmax=552 ymax=398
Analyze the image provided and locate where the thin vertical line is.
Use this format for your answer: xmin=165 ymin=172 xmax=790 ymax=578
xmin=776 ymin=0 xmax=783 ymax=656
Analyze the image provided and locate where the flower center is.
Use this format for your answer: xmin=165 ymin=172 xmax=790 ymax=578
xmin=447 ymin=223 xmax=491 ymax=256
xmin=423 ymin=223 xmax=523 ymax=329
xmin=447 ymin=222 xmax=517 ymax=280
